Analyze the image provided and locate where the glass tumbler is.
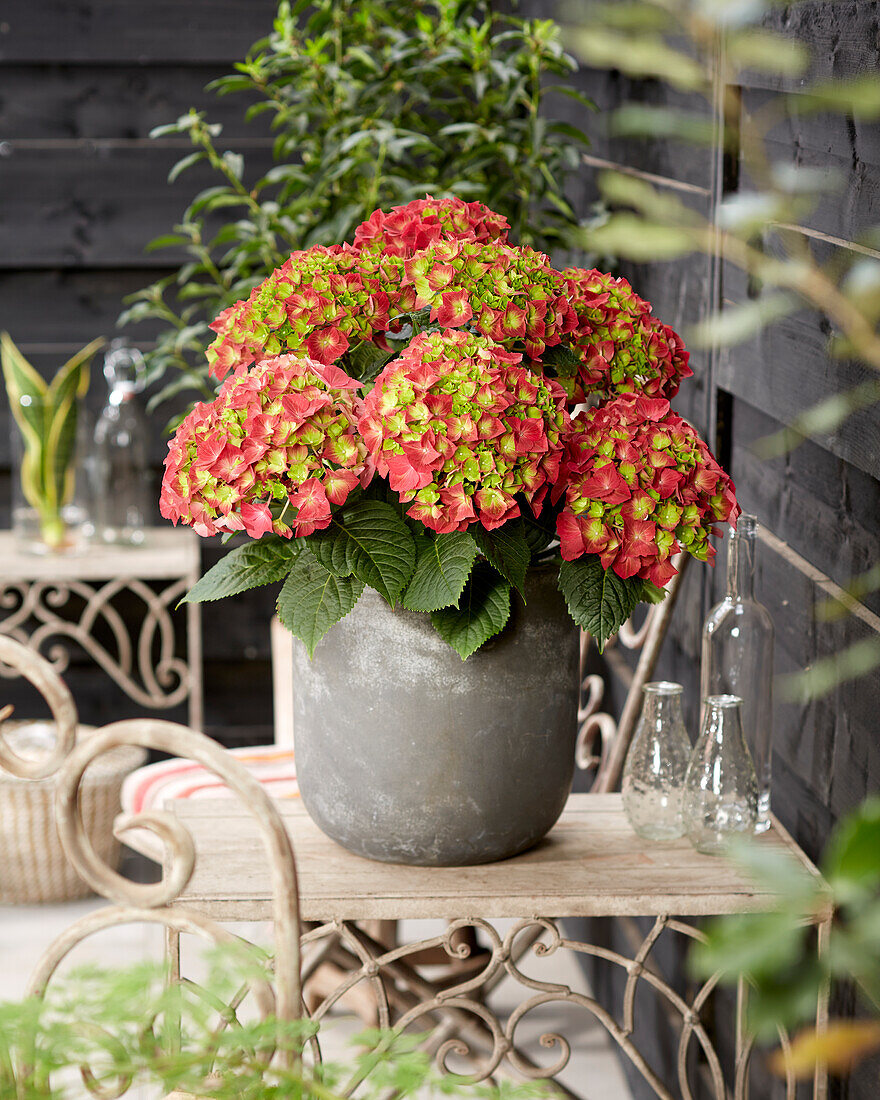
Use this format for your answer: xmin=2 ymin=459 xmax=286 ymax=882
xmin=683 ymin=694 xmax=758 ymax=855
xmin=622 ymin=681 xmax=692 ymax=841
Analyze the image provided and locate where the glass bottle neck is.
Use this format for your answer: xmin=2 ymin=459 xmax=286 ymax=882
xmin=109 ymin=384 xmax=138 ymax=407
xmin=726 ymin=515 xmax=757 ymax=601
xmin=642 ymin=683 xmax=683 ymax=727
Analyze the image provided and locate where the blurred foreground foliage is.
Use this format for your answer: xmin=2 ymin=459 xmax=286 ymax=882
xmin=569 ymin=0 xmax=880 ymax=696
xmin=694 ymin=798 xmax=880 ymax=1079
xmin=0 ymin=944 xmax=549 ymax=1098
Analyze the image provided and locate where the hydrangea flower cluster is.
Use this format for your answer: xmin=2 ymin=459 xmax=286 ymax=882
xmin=555 ymin=394 xmax=739 ymax=586
xmin=562 ymin=268 xmax=693 ymax=400
xmin=160 ymin=355 xmax=368 ymax=539
xmin=359 ymin=329 xmax=569 ymax=533
xmin=206 ymin=245 xmax=405 ymax=380
xmin=353 ymin=195 xmax=510 ymax=257
xmin=403 ymin=240 xmax=579 ymax=360
xmin=168 ymin=197 xmax=738 ymax=659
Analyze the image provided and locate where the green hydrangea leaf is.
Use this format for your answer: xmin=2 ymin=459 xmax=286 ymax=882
xmin=345 ymin=339 xmax=394 ymax=384
xmin=277 ymin=553 xmax=365 ymax=657
xmin=431 ymin=562 xmax=511 ymax=660
xmin=473 ymin=520 xmax=530 ymax=595
xmin=311 ymin=499 xmax=416 ymax=606
xmin=558 ymin=555 xmax=643 ymax=651
xmin=538 ymin=341 xmax=582 ymax=378
xmin=634 ymin=577 xmax=667 ymax=605
xmin=183 ymin=537 xmax=300 ymax=603
xmin=402 ymin=531 xmax=480 ymax=612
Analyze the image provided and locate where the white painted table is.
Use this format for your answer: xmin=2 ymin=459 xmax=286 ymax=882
xmin=0 ymin=529 xmax=203 ymax=729
xmin=133 ymin=793 xmax=830 ymax=1099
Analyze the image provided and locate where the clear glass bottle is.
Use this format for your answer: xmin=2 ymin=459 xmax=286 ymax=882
xmin=683 ymin=695 xmax=758 ymax=855
xmin=701 ymin=515 xmax=774 ymax=832
xmin=90 ymin=342 xmax=150 ymax=545
xmin=622 ymin=681 xmax=692 ymax=841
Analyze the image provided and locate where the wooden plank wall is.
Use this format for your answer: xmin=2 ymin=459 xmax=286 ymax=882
xmin=560 ymin=4 xmax=880 ymax=1098
xmin=0 ymin=0 xmax=280 ymax=744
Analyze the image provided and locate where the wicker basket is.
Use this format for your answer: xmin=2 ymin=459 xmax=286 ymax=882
xmin=0 ymin=722 xmax=147 ymax=904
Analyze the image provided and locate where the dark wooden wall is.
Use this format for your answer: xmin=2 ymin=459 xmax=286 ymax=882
xmin=0 ymin=0 xmax=280 ymax=744
xmin=560 ymin=4 xmax=880 ymax=1098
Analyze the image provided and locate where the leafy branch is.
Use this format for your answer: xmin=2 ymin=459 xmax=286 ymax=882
xmin=120 ymin=0 xmax=596 ymax=414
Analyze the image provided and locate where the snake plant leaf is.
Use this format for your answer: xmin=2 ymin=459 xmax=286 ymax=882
xmin=1 ymin=333 xmax=102 ymax=545
xmin=1 ymin=332 xmax=49 ymax=513
xmin=42 ymin=337 xmax=103 ymax=512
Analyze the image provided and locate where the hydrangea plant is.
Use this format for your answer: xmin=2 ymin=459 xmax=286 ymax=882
xmin=165 ymin=197 xmax=738 ymax=658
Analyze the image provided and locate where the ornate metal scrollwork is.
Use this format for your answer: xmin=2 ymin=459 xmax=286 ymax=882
xmin=293 ymin=913 xmax=803 ymax=1099
xmin=0 ymin=636 xmax=302 ymax=1084
xmin=0 ymin=576 xmax=194 ymax=712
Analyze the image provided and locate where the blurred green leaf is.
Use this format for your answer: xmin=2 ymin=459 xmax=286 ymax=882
xmin=793 ymin=75 xmax=880 ymax=119
xmin=726 ymin=29 xmax=809 ymax=76
xmin=823 ymin=798 xmax=880 ymax=893
xmin=717 ymin=192 xmax=788 ymax=232
xmin=577 ymin=216 xmax=695 ymax=261
xmin=692 ymin=911 xmax=807 ymax=985
xmin=612 ymin=105 xmax=717 ymax=145
xmin=778 ymin=637 xmax=880 ymax=704
xmin=570 ymin=29 xmax=707 ymax=90
xmin=687 ymin=293 xmax=797 ymax=348
xmin=597 ymin=171 xmax=702 ymax=225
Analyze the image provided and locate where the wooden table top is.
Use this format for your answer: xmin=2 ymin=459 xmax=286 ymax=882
xmin=131 ymin=793 xmax=822 ymax=923
xmin=0 ymin=527 xmax=199 ymax=581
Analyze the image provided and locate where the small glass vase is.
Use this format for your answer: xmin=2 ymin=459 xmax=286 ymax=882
xmin=683 ymin=695 xmax=758 ymax=856
xmin=701 ymin=514 xmax=775 ymax=831
xmin=622 ymin=681 xmax=692 ymax=841
xmin=11 ymin=398 xmax=92 ymax=556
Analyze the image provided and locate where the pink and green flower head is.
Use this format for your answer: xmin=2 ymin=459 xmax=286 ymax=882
xmin=561 ymin=268 xmax=693 ymax=400
xmin=160 ymin=354 xmax=370 ymax=539
xmin=359 ymin=329 xmax=569 ymax=534
xmin=555 ymin=393 xmax=738 ymax=586
xmin=353 ymin=196 xmax=510 ymax=257
xmin=205 ymin=244 xmax=403 ymax=381
xmin=401 ymin=239 xmax=578 ymax=359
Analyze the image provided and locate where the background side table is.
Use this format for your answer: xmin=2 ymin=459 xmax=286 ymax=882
xmin=0 ymin=528 xmax=203 ymax=730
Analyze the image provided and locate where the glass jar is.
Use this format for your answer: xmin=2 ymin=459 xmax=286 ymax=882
xmin=683 ymin=695 xmax=758 ymax=855
xmin=622 ymin=681 xmax=692 ymax=841
xmin=11 ymin=397 xmax=91 ymax=556
xmin=701 ymin=514 xmax=774 ymax=831
xmin=90 ymin=342 xmax=150 ymax=545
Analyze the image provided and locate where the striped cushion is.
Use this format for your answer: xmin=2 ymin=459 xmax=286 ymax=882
xmin=121 ymin=745 xmax=298 ymax=814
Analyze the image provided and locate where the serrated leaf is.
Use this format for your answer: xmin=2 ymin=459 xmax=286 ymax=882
xmin=634 ymin=577 xmax=667 ymax=605
xmin=276 ymin=554 xmax=365 ymax=657
xmin=558 ymin=556 xmax=643 ymax=652
xmin=538 ymin=341 xmax=582 ymax=377
xmin=309 ymin=499 xmax=415 ymax=605
xmin=183 ymin=537 xmax=300 ymax=603
xmin=431 ymin=563 xmax=511 ymax=660
xmin=474 ymin=521 xmax=530 ymax=595
xmin=402 ymin=531 xmax=479 ymax=612
xmin=345 ymin=339 xmax=394 ymax=384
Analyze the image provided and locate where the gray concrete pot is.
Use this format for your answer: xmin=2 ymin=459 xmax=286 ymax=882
xmin=292 ymin=566 xmax=581 ymax=866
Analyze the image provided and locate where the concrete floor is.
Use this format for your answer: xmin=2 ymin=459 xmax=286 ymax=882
xmin=0 ymin=893 xmax=633 ymax=1099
